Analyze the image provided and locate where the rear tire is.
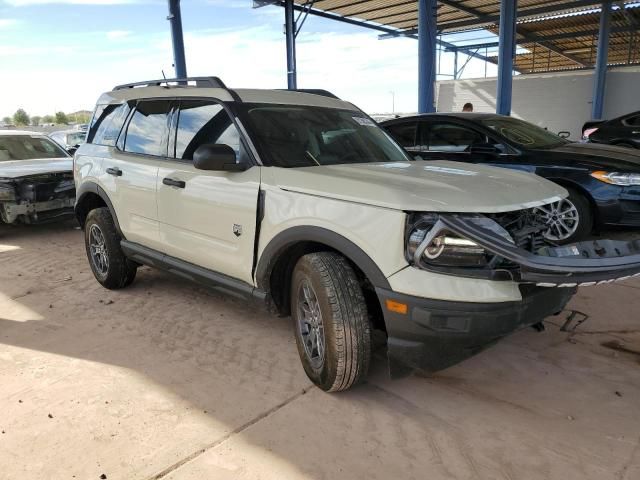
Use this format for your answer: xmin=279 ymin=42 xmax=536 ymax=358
xmin=291 ymin=252 xmax=371 ymax=392
xmin=84 ymin=207 xmax=137 ymax=289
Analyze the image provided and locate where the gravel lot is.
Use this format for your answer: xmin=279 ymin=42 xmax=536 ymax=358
xmin=1 ymin=221 xmax=640 ymax=480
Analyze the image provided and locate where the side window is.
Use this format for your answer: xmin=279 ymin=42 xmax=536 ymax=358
xmin=385 ymin=122 xmax=417 ymax=148
xmin=427 ymin=123 xmax=485 ymax=152
xmin=174 ymin=101 xmax=240 ymax=160
xmin=123 ymin=100 xmax=172 ymax=157
xmin=88 ymin=103 xmax=130 ymax=146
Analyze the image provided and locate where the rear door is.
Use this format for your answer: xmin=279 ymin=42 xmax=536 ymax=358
xmin=156 ymin=99 xmax=260 ymax=284
xmin=100 ymin=100 xmax=171 ymax=250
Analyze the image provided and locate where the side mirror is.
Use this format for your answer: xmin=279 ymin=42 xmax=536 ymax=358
xmin=469 ymin=143 xmax=500 ymax=155
xmin=558 ymin=131 xmax=570 ymax=139
xmin=67 ymin=145 xmax=78 ymax=156
xmin=193 ymin=144 xmax=246 ymax=172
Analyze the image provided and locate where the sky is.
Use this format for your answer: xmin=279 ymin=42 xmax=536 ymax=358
xmin=0 ymin=0 xmax=498 ymax=119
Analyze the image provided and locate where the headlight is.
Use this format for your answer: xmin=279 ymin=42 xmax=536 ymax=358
xmin=0 ymin=184 xmax=16 ymax=201
xmin=591 ymin=171 xmax=640 ymax=186
xmin=406 ymin=214 xmax=511 ymax=268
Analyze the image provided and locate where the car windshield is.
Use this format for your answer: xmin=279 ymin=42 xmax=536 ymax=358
xmin=240 ymin=104 xmax=411 ymax=167
xmin=478 ymin=116 xmax=570 ymax=149
xmin=0 ymin=135 xmax=69 ymax=161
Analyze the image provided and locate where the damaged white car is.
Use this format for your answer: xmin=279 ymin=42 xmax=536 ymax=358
xmin=0 ymin=131 xmax=75 ymax=225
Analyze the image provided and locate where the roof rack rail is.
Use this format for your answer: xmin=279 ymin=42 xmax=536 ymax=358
xmin=280 ymin=89 xmax=341 ymax=99
xmin=113 ymin=76 xmax=227 ymax=91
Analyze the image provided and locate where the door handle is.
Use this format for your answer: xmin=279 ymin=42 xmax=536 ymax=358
xmin=163 ymin=177 xmax=186 ymax=189
xmin=106 ymin=167 xmax=122 ymax=177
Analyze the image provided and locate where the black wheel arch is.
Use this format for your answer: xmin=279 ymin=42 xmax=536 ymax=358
xmin=256 ymin=226 xmax=391 ymax=317
xmin=75 ymin=182 xmax=123 ymax=237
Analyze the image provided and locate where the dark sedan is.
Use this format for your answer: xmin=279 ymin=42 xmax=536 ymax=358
xmin=583 ymin=111 xmax=640 ymax=149
xmin=381 ymin=113 xmax=640 ymax=243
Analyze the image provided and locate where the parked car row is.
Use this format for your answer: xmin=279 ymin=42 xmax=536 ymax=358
xmin=3 ymin=78 xmax=640 ymax=393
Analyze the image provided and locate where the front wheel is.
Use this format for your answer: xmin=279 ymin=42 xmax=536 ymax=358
xmin=534 ymin=188 xmax=593 ymax=243
xmin=291 ymin=252 xmax=371 ymax=392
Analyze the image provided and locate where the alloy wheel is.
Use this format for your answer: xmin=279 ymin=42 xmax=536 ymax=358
xmin=89 ymin=224 xmax=109 ymax=276
xmin=296 ymin=279 xmax=325 ymax=370
xmin=534 ymin=198 xmax=580 ymax=242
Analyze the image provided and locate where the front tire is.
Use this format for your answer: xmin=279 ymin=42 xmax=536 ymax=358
xmin=291 ymin=252 xmax=371 ymax=392
xmin=84 ymin=207 xmax=137 ymax=289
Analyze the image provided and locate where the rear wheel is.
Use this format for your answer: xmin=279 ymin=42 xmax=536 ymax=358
xmin=291 ymin=252 xmax=371 ymax=392
xmin=84 ymin=207 xmax=137 ymax=289
xmin=534 ymin=188 xmax=593 ymax=243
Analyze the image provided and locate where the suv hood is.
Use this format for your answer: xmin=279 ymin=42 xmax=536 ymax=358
xmin=0 ymin=158 xmax=73 ymax=179
xmin=273 ymin=160 xmax=566 ymax=213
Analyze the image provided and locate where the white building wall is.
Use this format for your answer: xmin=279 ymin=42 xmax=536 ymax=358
xmin=435 ymin=66 xmax=640 ymax=140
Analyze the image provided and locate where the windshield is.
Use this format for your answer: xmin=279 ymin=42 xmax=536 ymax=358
xmin=478 ymin=116 xmax=570 ymax=149
xmin=0 ymin=135 xmax=69 ymax=161
xmin=240 ymin=104 xmax=411 ymax=167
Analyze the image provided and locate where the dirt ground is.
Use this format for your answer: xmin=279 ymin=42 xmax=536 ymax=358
xmin=1 ymin=221 xmax=640 ymax=480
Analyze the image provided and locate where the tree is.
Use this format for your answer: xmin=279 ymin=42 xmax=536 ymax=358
xmin=55 ymin=111 xmax=69 ymax=125
xmin=2 ymin=116 xmax=11 ymax=125
xmin=31 ymin=116 xmax=41 ymax=126
xmin=42 ymin=115 xmax=54 ymax=124
xmin=13 ymin=108 xmax=30 ymax=126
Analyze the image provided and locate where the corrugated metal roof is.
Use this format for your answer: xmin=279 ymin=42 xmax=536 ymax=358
xmin=289 ymin=0 xmax=640 ymax=73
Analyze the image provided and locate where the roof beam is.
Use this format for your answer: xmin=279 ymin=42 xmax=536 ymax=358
xmin=438 ymin=0 xmax=589 ymax=67
xmin=396 ymin=0 xmax=604 ymax=35
xmin=271 ymin=0 xmax=515 ymax=70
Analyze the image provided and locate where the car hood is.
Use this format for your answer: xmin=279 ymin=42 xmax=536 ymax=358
xmin=272 ymin=160 xmax=566 ymax=213
xmin=0 ymin=158 xmax=73 ymax=179
xmin=536 ymin=142 xmax=640 ymax=170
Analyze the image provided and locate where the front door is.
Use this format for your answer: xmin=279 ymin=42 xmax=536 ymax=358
xmin=156 ymin=100 xmax=260 ymax=284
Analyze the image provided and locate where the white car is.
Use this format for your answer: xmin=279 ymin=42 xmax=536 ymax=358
xmin=74 ymin=77 xmax=640 ymax=392
xmin=0 ymin=130 xmax=75 ymax=225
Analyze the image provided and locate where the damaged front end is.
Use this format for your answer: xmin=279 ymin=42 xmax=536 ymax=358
xmin=0 ymin=173 xmax=76 ymax=225
xmin=378 ymin=206 xmax=640 ymax=378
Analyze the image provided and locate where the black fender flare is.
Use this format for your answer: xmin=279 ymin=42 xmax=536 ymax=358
xmin=75 ymin=181 xmax=124 ymax=237
xmin=255 ymin=226 xmax=391 ymax=291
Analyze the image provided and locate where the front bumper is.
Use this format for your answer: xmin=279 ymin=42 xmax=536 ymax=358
xmin=377 ymin=286 xmax=575 ymax=377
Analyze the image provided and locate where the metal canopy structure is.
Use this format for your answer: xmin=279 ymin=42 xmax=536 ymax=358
xmin=166 ymin=1 xmax=640 ymax=119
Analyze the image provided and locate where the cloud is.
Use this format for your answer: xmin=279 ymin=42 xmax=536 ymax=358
xmin=0 ymin=19 xmax=19 ymax=28
xmin=106 ymin=30 xmax=132 ymax=40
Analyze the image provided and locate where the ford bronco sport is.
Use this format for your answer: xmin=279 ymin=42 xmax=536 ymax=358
xmin=75 ymin=77 xmax=640 ymax=392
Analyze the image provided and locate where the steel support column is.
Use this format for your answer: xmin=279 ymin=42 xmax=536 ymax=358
xmin=284 ymin=0 xmax=297 ymax=89
xmin=418 ymin=0 xmax=437 ymax=113
xmin=496 ymin=0 xmax=517 ymax=115
xmin=167 ymin=0 xmax=187 ymax=78
xmin=592 ymin=1 xmax=612 ymax=120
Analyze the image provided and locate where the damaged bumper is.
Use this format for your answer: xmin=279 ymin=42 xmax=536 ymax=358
xmin=377 ymin=286 xmax=574 ymax=378
xmin=0 ymin=174 xmax=75 ymax=224
xmin=439 ymin=214 xmax=640 ymax=286
xmin=383 ymin=211 xmax=640 ymax=376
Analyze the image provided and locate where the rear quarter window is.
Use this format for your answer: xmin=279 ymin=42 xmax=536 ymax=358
xmin=87 ymin=103 xmax=131 ymax=146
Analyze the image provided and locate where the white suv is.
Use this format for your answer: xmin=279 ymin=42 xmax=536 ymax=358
xmin=75 ymin=77 xmax=640 ymax=392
